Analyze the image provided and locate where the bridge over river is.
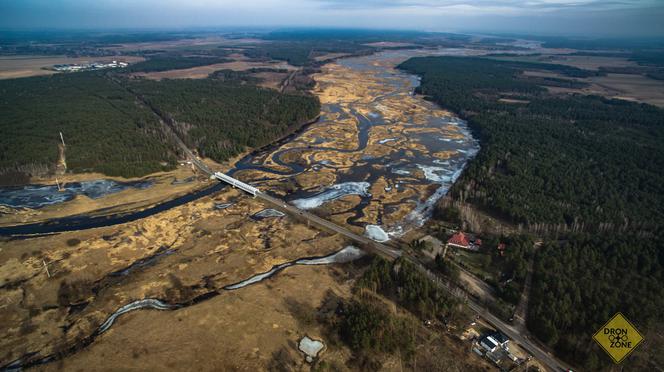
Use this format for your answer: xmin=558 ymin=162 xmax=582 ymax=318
xmin=210 ymin=168 xmax=570 ymax=372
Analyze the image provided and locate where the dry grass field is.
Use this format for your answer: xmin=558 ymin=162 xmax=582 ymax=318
xmin=0 ymin=182 xmax=491 ymax=371
xmin=514 ymin=53 xmax=664 ymax=107
xmin=132 ymin=60 xmax=297 ymax=80
xmin=101 ymin=36 xmax=265 ymax=53
xmin=493 ymin=53 xmax=637 ymax=70
xmin=0 ymin=55 xmax=145 ymax=80
xmin=522 ymin=68 xmax=664 ymax=107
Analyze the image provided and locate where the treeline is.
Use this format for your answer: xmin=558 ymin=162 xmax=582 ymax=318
xmin=244 ymin=40 xmax=375 ymax=66
xmin=339 ymin=298 xmax=417 ymax=368
xmin=398 ymin=56 xmax=664 ymax=232
xmin=357 ymin=257 xmax=465 ymax=322
xmin=484 ymin=235 xmax=533 ymax=306
xmin=1 ymin=66 xmax=320 ymax=183
xmin=316 ymin=256 xmax=468 ymax=370
xmin=128 ymin=78 xmax=320 ymax=163
xmin=0 ymin=72 xmax=176 ymax=182
xmin=398 ymin=55 xmax=664 ymax=369
xmin=528 ymin=232 xmax=664 ymax=370
xmin=124 ymin=56 xmax=232 ymax=73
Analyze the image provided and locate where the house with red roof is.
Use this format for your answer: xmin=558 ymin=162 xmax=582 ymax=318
xmin=447 ymin=232 xmax=479 ymax=251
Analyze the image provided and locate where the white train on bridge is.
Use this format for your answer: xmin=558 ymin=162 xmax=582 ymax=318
xmin=212 ymin=172 xmax=260 ymax=196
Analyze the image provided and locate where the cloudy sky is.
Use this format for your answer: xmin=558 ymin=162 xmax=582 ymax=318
xmin=1 ymin=0 xmax=663 ymax=37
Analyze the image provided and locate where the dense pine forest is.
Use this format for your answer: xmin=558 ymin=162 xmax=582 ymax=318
xmin=0 ymin=72 xmax=177 ymax=182
xmin=399 ymin=56 xmax=664 ymax=232
xmin=319 ymin=257 xmax=468 ymax=370
xmin=128 ymin=78 xmax=320 ymax=163
xmin=529 ymin=233 xmax=664 ymax=370
xmin=124 ymin=56 xmax=232 ymax=73
xmin=399 ymin=56 xmax=664 ymax=369
xmin=0 ymin=67 xmax=319 ymax=184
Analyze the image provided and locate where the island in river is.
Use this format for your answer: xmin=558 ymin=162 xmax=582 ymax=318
xmin=0 ymin=49 xmax=485 ymax=370
xmin=0 ymin=49 xmax=478 ymax=242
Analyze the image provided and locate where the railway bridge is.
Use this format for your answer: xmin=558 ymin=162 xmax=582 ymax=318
xmin=212 ymin=172 xmax=259 ymax=196
xmin=208 ymin=171 xmax=571 ymax=372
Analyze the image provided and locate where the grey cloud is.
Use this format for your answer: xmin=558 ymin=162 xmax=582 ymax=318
xmin=314 ymin=0 xmax=653 ymax=11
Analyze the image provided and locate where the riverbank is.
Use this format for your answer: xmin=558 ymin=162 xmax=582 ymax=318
xmin=1 ymin=48 xmax=481 ymax=370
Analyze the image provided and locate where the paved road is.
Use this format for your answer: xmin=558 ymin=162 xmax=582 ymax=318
xmin=255 ymin=190 xmax=570 ymax=371
xmin=153 ymin=99 xmax=570 ymax=371
xmin=255 ymin=192 xmax=402 ymax=261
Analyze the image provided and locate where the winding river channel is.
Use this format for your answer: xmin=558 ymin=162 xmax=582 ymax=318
xmin=1 ymin=246 xmax=365 ymax=370
xmin=0 ymin=49 xmax=477 ymax=238
xmin=1 ymin=49 xmax=480 ymax=370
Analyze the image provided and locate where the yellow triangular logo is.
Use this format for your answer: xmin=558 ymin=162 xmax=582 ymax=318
xmin=592 ymin=312 xmax=644 ymax=364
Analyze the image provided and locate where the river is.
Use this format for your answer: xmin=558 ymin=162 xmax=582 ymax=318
xmin=0 ymin=49 xmax=478 ymax=238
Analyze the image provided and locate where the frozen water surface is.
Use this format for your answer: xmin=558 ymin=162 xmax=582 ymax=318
xmin=291 ymin=182 xmax=370 ymax=209
xmin=299 ymin=336 xmax=325 ymax=362
xmin=0 ymin=179 xmax=153 ymax=209
xmin=365 ymin=225 xmax=390 ymax=242
xmin=98 ymin=299 xmax=175 ymax=334
xmin=224 ymin=246 xmax=363 ymax=290
xmin=253 ymin=208 xmax=286 ymax=219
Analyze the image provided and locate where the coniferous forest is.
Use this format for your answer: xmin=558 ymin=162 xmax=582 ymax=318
xmin=0 ymin=72 xmax=177 ymax=181
xmin=128 ymin=78 xmax=320 ymax=163
xmin=399 ymin=56 xmax=664 ymax=232
xmin=0 ymin=69 xmax=319 ymax=183
xmin=399 ymin=56 xmax=664 ymax=370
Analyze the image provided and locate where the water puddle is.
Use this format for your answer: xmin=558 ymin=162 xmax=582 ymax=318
xmin=298 ymin=336 xmax=325 ymax=363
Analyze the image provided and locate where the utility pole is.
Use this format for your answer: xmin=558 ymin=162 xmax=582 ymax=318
xmin=43 ymin=259 xmax=51 ymax=278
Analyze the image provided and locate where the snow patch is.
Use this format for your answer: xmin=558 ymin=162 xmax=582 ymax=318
xmin=365 ymin=225 xmax=390 ymax=242
xmin=298 ymin=246 xmax=364 ymax=265
xmin=291 ymin=182 xmax=370 ymax=209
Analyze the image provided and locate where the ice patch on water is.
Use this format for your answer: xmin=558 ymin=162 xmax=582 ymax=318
xmin=291 ymin=182 xmax=370 ymax=209
xmin=378 ymin=138 xmax=398 ymax=144
xmin=365 ymin=225 xmax=390 ymax=242
xmin=0 ymin=179 xmax=153 ymax=209
xmin=417 ymin=165 xmax=455 ymax=183
xmin=388 ymin=167 xmax=465 ymax=237
xmin=433 ymin=159 xmax=450 ymax=166
xmin=298 ymin=246 xmax=365 ymax=265
xmin=253 ymin=208 xmax=286 ymax=219
xmin=213 ymin=202 xmax=233 ymax=210
xmin=224 ymin=246 xmax=363 ymax=290
xmin=299 ymin=336 xmax=325 ymax=363
xmin=225 ymin=264 xmax=290 ymax=290
xmin=98 ymin=299 xmax=175 ymax=334
xmin=392 ymin=169 xmax=411 ymax=176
